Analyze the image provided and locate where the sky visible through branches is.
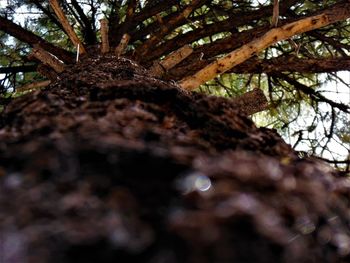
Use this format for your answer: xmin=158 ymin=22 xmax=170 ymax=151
xmin=253 ymin=71 xmax=349 ymax=163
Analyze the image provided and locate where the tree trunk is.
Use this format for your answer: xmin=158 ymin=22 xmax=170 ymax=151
xmin=0 ymin=54 xmax=349 ymax=263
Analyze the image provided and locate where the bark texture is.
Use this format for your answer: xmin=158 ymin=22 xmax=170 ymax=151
xmin=0 ymin=54 xmax=350 ymax=263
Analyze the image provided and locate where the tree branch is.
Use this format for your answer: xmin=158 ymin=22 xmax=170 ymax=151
xmin=16 ymin=80 xmax=51 ymax=92
xmin=149 ymin=45 xmax=193 ymax=77
xmin=140 ymin=0 xmax=299 ymax=62
xmin=233 ymin=56 xmax=350 ymax=74
xmin=115 ymin=33 xmax=130 ymax=56
xmin=113 ymin=0 xmax=137 ymax=45
xmin=275 ymin=73 xmax=350 ymax=113
xmin=135 ymin=0 xmax=206 ymax=58
xmin=31 ymin=0 xmax=65 ymax=33
xmin=100 ymin=19 xmax=110 ymax=53
xmin=132 ymin=0 xmax=178 ymax=27
xmin=271 ymin=0 xmax=279 ymax=27
xmin=0 ymin=65 xmax=37 ymax=74
xmin=70 ymin=0 xmax=97 ymax=45
xmin=0 ymin=16 xmax=74 ymax=63
xmin=29 ymin=45 xmax=66 ymax=73
xmin=179 ymin=2 xmax=350 ymax=90
xmin=108 ymin=0 xmax=178 ymax=47
xmin=168 ymin=55 xmax=350 ymax=80
xmin=37 ymin=64 xmax=58 ymax=81
xmin=49 ymin=0 xmax=86 ymax=54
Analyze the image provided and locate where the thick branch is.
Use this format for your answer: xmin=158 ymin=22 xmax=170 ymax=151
xmin=140 ymin=0 xmax=299 ymax=62
xmin=29 ymin=45 xmax=65 ymax=73
xmin=107 ymin=1 xmax=122 ymax=47
xmin=108 ymin=0 xmax=177 ymax=47
xmin=115 ymin=34 xmax=130 ymax=57
xmin=49 ymin=0 xmax=86 ymax=54
xmin=169 ymin=55 xmax=350 ymax=80
xmin=232 ymin=56 xmax=350 ymax=74
xmin=37 ymin=64 xmax=58 ymax=81
xmin=100 ymin=19 xmax=110 ymax=53
xmin=0 ymin=16 xmax=73 ymax=63
xmin=179 ymin=3 xmax=350 ymax=90
xmin=16 ymin=80 xmax=51 ymax=92
xmin=131 ymin=10 xmax=187 ymax=46
xmin=149 ymin=45 xmax=193 ymax=77
xmin=114 ymin=0 xmax=137 ymax=44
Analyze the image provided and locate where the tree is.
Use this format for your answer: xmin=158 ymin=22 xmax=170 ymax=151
xmin=0 ymin=1 xmax=350 ymax=262
xmin=1 ymin=0 xmax=349 ymax=167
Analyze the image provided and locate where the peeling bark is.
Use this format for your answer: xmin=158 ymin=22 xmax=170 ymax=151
xmin=149 ymin=45 xmax=193 ymax=77
xmin=100 ymin=19 xmax=110 ymax=53
xmin=29 ymin=45 xmax=65 ymax=73
xmin=115 ymin=34 xmax=130 ymax=57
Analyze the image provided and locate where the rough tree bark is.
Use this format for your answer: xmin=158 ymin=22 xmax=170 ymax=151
xmin=0 ymin=50 xmax=350 ymax=263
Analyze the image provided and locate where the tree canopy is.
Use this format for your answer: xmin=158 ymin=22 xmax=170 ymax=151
xmin=0 ymin=0 xmax=349 ymax=170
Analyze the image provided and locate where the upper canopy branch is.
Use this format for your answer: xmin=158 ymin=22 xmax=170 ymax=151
xmin=231 ymin=56 xmax=350 ymax=74
xmin=112 ymin=0 xmax=137 ymax=45
xmin=0 ymin=16 xmax=74 ymax=63
xmin=49 ymin=0 xmax=86 ymax=54
xmin=108 ymin=0 xmax=178 ymax=46
xmin=274 ymin=72 xmax=350 ymax=113
xmin=139 ymin=0 xmax=300 ymax=62
xmin=179 ymin=1 xmax=350 ymax=90
xmin=135 ymin=0 xmax=207 ymax=58
xmin=131 ymin=0 xmax=178 ymax=26
xmin=168 ymin=55 xmax=350 ymax=79
xmin=31 ymin=0 xmax=65 ymax=33
xmin=70 ymin=0 xmax=97 ymax=45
